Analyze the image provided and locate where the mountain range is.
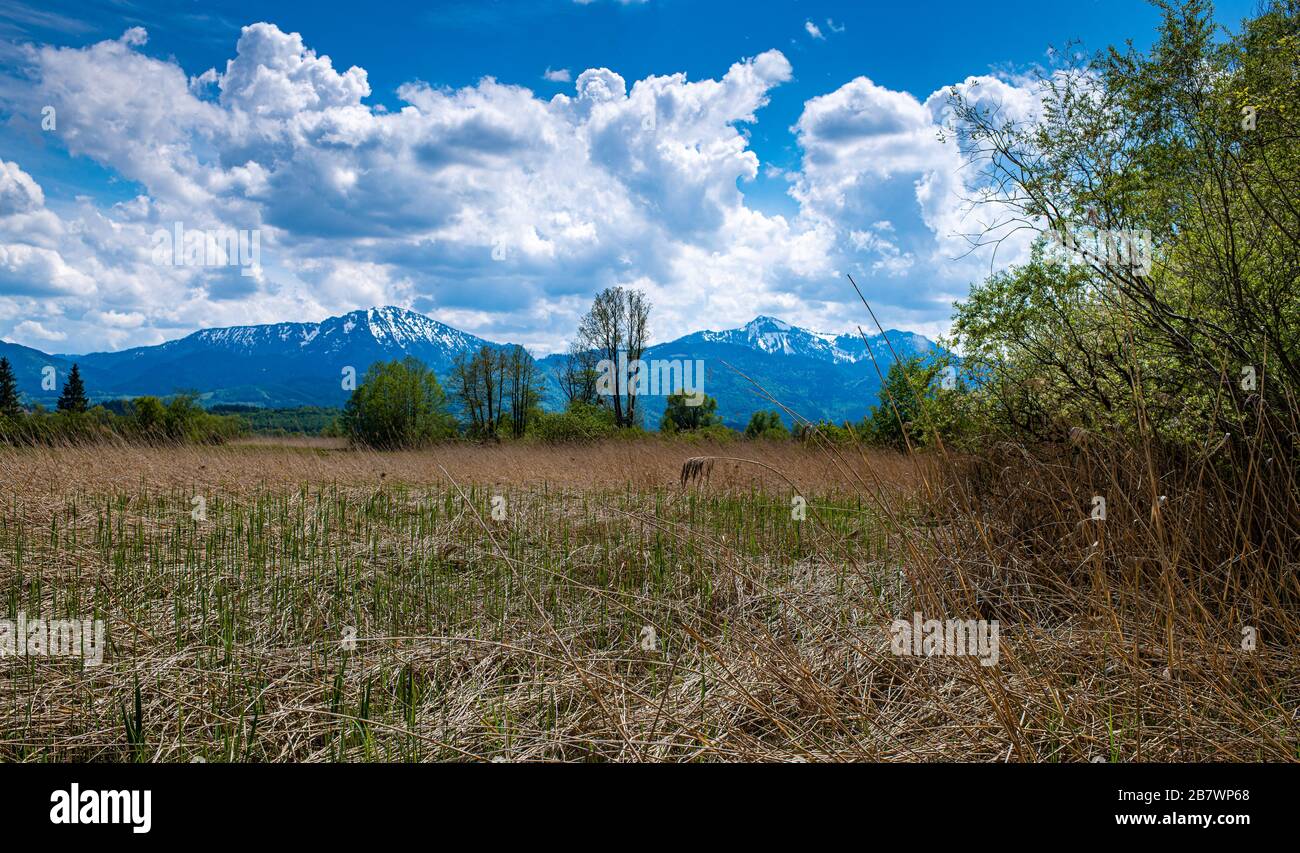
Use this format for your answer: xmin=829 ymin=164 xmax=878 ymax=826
xmin=1 ymin=306 xmax=939 ymax=429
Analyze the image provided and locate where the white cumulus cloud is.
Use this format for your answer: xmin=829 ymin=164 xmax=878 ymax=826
xmin=0 ymin=22 xmax=1046 ymax=353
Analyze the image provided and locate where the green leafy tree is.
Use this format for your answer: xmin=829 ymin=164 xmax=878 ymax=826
xmin=131 ymin=396 xmax=167 ymax=434
xmin=660 ymin=392 xmax=720 ymax=433
xmin=946 ymin=0 xmax=1300 ymax=447
xmin=862 ymin=356 xmax=943 ymax=450
xmin=56 ymin=363 xmax=89 ymax=413
xmin=0 ymin=357 xmax=22 ymax=419
xmin=744 ymin=410 xmax=788 ymax=439
xmin=342 ymin=358 xmax=457 ymax=448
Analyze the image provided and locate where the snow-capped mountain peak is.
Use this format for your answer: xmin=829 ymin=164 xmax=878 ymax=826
xmin=745 ymin=315 xmax=792 ymax=333
xmin=52 ymin=305 xmax=505 ymax=408
xmin=317 ymin=306 xmax=478 ymax=352
xmin=698 ymin=316 xmax=932 ymax=365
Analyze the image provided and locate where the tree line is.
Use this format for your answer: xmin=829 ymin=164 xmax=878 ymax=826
xmin=0 ymin=288 xmax=957 ymax=452
xmin=0 ymin=357 xmax=244 ymax=445
xmin=338 ymin=284 xmax=819 ymax=447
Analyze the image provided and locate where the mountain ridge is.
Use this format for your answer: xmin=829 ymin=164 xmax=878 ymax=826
xmin=3 ymin=305 xmax=941 ymax=427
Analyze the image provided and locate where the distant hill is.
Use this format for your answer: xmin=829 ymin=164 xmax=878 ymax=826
xmin=2 ymin=307 xmax=941 ymax=427
xmin=0 ymin=340 xmax=123 ymax=406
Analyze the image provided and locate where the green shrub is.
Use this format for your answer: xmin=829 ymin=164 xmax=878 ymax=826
xmin=793 ymin=420 xmax=855 ymax=444
xmin=0 ymin=394 xmax=243 ymax=446
xmin=530 ymin=401 xmax=617 ymax=443
xmin=341 ymin=358 xmax=458 ymax=449
xmin=670 ymin=423 xmax=740 ymax=444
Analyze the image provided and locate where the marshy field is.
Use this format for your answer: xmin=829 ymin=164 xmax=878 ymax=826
xmin=1 ymin=435 xmax=1295 ymax=762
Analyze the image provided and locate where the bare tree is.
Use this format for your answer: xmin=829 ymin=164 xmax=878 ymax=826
xmin=559 ymin=339 xmax=600 ymax=407
xmin=451 ymin=345 xmax=508 ymax=438
xmin=504 ymin=345 xmax=542 ymax=438
xmin=577 ymin=286 xmax=650 ymax=428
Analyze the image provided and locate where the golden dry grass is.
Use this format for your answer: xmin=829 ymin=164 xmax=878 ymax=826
xmin=0 ymin=436 xmax=1294 ymax=761
xmin=1 ymin=436 xmax=924 ymax=495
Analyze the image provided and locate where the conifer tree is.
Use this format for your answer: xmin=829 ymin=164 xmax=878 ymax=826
xmin=0 ymin=357 xmax=21 ymax=418
xmin=56 ymin=363 xmax=88 ymax=413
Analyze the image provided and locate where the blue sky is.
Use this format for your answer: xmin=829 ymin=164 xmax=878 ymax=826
xmin=0 ymin=0 xmax=1259 ymax=353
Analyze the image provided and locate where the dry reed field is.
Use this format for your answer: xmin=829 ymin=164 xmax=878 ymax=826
xmin=0 ymin=434 xmax=1294 ymax=762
